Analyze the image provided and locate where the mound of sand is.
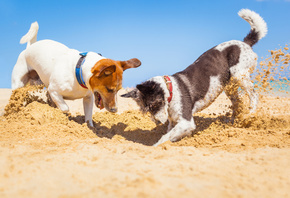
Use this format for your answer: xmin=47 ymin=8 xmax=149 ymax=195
xmin=2 ymin=85 xmax=290 ymax=150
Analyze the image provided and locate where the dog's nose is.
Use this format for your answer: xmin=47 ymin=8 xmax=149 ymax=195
xmin=110 ymin=107 xmax=118 ymax=113
xmin=155 ymin=120 xmax=161 ymax=125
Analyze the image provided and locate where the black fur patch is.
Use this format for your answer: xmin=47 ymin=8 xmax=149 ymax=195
xmin=223 ymin=45 xmax=241 ymax=68
xmin=173 ymin=45 xmax=241 ymax=120
xmin=243 ymin=29 xmax=259 ymax=47
xmin=136 ymin=81 xmax=165 ymax=115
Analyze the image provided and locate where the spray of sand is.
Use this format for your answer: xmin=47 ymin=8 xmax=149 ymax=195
xmin=254 ymin=44 xmax=290 ymax=94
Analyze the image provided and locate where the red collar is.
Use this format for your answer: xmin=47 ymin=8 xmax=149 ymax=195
xmin=163 ymin=76 xmax=173 ymax=103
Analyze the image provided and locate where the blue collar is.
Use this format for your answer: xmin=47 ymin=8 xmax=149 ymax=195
xmin=75 ymin=52 xmax=88 ymax=89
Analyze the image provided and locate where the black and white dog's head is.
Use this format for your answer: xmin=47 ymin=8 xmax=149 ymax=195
xmin=121 ymin=78 xmax=169 ymax=124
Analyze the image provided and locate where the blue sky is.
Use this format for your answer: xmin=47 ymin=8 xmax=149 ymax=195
xmin=0 ymin=0 xmax=289 ymax=88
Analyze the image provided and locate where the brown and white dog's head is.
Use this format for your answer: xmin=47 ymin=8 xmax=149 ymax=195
xmin=89 ymin=58 xmax=141 ymax=113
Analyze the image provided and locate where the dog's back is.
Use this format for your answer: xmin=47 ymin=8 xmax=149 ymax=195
xmin=24 ymin=40 xmax=77 ymax=85
xmin=12 ymin=37 xmax=77 ymax=89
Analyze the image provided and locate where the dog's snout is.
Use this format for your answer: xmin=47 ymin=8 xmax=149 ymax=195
xmin=109 ymin=107 xmax=118 ymax=113
xmin=150 ymin=116 xmax=161 ymax=125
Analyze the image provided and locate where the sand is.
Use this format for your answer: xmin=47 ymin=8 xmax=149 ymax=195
xmin=1 ymin=46 xmax=289 ymax=197
xmin=0 ymin=85 xmax=290 ymax=198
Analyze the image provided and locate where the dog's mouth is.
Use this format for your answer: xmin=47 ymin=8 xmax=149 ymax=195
xmin=94 ymin=92 xmax=104 ymax=109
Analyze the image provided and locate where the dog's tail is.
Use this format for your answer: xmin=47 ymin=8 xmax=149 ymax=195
xmin=238 ymin=9 xmax=267 ymax=47
xmin=20 ymin=21 xmax=39 ymax=48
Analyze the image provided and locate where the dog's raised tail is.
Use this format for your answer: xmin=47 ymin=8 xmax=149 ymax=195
xmin=238 ymin=9 xmax=267 ymax=47
xmin=20 ymin=21 xmax=39 ymax=48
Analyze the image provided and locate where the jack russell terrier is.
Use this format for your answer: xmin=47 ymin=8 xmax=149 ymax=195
xmin=12 ymin=22 xmax=141 ymax=127
xmin=122 ymin=9 xmax=267 ymax=146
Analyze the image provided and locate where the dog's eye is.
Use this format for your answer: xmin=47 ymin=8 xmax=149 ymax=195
xmin=149 ymin=104 xmax=155 ymax=110
xmin=106 ymin=87 xmax=114 ymax=93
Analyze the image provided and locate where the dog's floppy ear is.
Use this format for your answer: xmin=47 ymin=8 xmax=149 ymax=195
xmin=121 ymin=89 xmax=138 ymax=98
xmin=91 ymin=65 xmax=116 ymax=77
xmin=120 ymin=58 xmax=141 ymax=71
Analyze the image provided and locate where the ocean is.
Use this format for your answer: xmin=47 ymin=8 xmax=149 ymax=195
xmin=255 ymin=79 xmax=290 ymax=97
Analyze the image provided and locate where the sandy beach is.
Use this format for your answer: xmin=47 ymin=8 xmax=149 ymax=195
xmin=0 ymin=86 xmax=289 ymax=198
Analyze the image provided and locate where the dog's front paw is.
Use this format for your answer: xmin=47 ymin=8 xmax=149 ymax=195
xmin=153 ymin=142 xmax=160 ymax=147
xmin=153 ymin=140 xmax=171 ymax=147
xmin=86 ymin=120 xmax=94 ymax=128
xmin=153 ymin=135 xmax=171 ymax=146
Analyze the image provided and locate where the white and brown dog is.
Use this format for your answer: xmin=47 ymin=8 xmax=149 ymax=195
xmin=122 ymin=9 xmax=267 ymax=146
xmin=12 ymin=22 xmax=141 ymax=127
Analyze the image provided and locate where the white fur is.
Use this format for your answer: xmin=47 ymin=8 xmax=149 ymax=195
xmin=20 ymin=22 xmax=39 ymax=48
xmin=12 ymin=22 xmax=106 ymax=127
xmin=153 ymin=117 xmax=196 ymax=146
xmin=238 ymin=9 xmax=267 ymax=40
xmin=215 ymin=40 xmax=241 ymax=51
xmin=167 ymin=76 xmax=183 ymax=122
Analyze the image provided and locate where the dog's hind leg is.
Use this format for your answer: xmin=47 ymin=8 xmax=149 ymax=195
xmin=153 ymin=118 xmax=196 ymax=146
xmin=239 ymin=76 xmax=258 ymax=113
xmin=48 ymin=88 xmax=69 ymax=113
xmin=226 ymin=74 xmax=258 ymax=115
xmin=11 ymin=51 xmax=30 ymax=89
xmin=228 ymin=52 xmax=258 ymax=115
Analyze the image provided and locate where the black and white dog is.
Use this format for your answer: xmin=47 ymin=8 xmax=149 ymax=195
xmin=122 ymin=9 xmax=267 ymax=146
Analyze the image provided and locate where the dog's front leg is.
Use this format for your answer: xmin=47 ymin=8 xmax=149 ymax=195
xmin=167 ymin=118 xmax=174 ymax=131
xmin=153 ymin=118 xmax=196 ymax=146
xmin=48 ymin=90 xmax=69 ymax=112
xmin=83 ymin=94 xmax=94 ymax=127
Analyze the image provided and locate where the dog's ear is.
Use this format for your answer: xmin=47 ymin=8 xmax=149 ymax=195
xmin=120 ymin=58 xmax=141 ymax=71
xmin=99 ymin=65 xmax=116 ymax=77
xmin=136 ymin=84 xmax=147 ymax=94
xmin=136 ymin=82 xmax=156 ymax=95
xmin=91 ymin=65 xmax=116 ymax=77
xmin=121 ymin=89 xmax=138 ymax=98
